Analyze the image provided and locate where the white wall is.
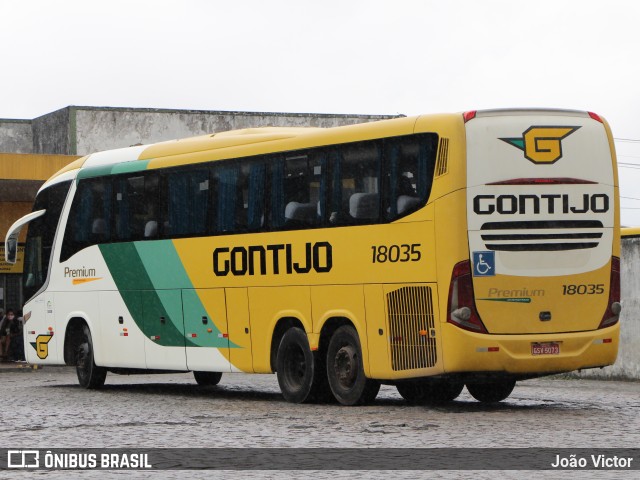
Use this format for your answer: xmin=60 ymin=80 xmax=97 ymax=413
xmin=573 ymin=237 xmax=640 ymax=379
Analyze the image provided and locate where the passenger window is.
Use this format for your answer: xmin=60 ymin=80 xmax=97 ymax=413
xmin=164 ymin=169 xmax=209 ymax=237
xmin=114 ymin=174 xmax=160 ymax=241
xmin=270 ymin=152 xmax=326 ymax=229
xmin=384 ymin=134 xmax=438 ymax=220
xmin=329 ymin=142 xmax=381 ymax=225
xmin=61 ymin=178 xmax=112 ymax=260
xmin=213 ymin=161 xmax=265 ymax=233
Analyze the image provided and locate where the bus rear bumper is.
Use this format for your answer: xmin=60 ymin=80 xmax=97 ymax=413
xmin=441 ymin=323 xmax=620 ymax=376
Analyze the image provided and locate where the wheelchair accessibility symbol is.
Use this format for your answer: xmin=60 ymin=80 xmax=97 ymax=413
xmin=472 ymin=251 xmax=495 ymax=277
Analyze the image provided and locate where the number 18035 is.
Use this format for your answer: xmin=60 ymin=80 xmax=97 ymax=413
xmin=562 ymin=284 xmax=605 ymax=295
xmin=371 ymin=244 xmax=421 ymax=263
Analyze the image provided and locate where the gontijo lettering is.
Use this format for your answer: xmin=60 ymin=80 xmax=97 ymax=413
xmin=473 ymin=193 xmax=609 ymax=215
xmin=213 ymin=242 xmax=332 ymax=276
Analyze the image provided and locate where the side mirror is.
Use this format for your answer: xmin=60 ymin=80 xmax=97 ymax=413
xmin=6 ymin=237 xmax=17 ymax=264
xmin=4 ymin=209 xmax=46 ymax=264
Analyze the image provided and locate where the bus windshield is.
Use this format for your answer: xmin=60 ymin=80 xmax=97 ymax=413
xmin=23 ymin=181 xmax=71 ymax=301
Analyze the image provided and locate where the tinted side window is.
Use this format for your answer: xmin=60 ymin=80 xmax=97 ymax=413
xmin=270 ymin=152 xmax=327 ymax=229
xmin=61 ymin=179 xmax=112 ymax=261
xmin=164 ymin=169 xmax=210 ymax=237
xmin=26 ymin=180 xmax=71 ymax=296
xmin=114 ymin=174 xmax=160 ymax=241
xmin=328 ymin=142 xmax=381 ymax=225
xmin=384 ymin=134 xmax=438 ymax=220
xmin=213 ymin=161 xmax=265 ymax=234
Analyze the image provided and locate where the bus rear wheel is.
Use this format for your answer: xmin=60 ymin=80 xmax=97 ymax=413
xmin=466 ymin=379 xmax=516 ymax=403
xmin=194 ymin=371 xmax=222 ymax=386
xmin=276 ymin=327 xmax=317 ymax=403
xmin=327 ymin=325 xmax=380 ymax=406
xmin=76 ymin=325 xmax=107 ymax=389
xmin=397 ymin=379 xmax=463 ymax=405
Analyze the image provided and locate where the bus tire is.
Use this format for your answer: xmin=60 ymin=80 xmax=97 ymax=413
xmin=76 ymin=325 xmax=107 ymax=389
xmin=327 ymin=325 xmax=380 ymax=406
xmin=397 ymin=379 xmax=463 ymax=405
xmin=466 ymin=379 xmax=516 ymax=403
xmin=276 ymin=327 xmax=316 ymax=403
xmin=308 ymin=350 xmax=335 ymax=404
xmin=194 ymin=371 xmax=222 ymax=386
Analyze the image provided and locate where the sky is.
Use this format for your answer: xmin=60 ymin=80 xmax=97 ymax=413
xmin=2 ymin=0 xmax=640 ymax=224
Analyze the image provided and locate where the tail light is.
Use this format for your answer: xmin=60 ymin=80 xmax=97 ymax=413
xmin=599 ymin=256 xmax=621 ymax=329
xmin=588 ymin=112 xmax=603 ymax=123
xmin=463 ymin=111 xmax=477 ymax=123
xmin=447 ymin=260 xmax=488 ymax=333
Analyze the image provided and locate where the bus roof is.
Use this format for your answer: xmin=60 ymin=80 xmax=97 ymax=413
xmin=48 ymin=115 xmax=426 ymax=182
xmin=44 ymin=108 xmax=602 ymax=185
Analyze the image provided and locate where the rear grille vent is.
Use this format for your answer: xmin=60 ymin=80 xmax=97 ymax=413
xmin=435 ymin=138 xmax=449 ymax=176
xmin=480 ymin=220 xmax=604 ymax=251
xmin=387 ymin=286 xmax=437 ymax=371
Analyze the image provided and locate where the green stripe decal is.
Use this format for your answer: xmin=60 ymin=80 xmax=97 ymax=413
xmin=99 ymin=241 xmax=236 ymax=348
xmin=111 ymin=160 xmax=150 ymax=175
xmin=478 ymin=297 xmax=532 ymax=303
xmin=99 ymin=242 xmax=194 ymax=347
xmin=134 ymin=241 xmax=234 ymax=348
xmin=77 ymin=165 xmax=113 ymax=181
xmin=77 ymin=160 xmax=151 ymax=181
xmin=134 ymin=241 xmax=193 ymax=290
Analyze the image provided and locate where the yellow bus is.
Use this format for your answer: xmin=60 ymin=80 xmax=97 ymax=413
xmin=5 ymin=109 xmax=621 ymax=405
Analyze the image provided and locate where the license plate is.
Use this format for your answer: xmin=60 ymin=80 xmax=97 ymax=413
xmin=531 ymin=342 xmax=560 ymax=355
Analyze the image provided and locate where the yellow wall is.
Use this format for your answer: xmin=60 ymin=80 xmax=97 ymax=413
xmin=0 ymin=153 xmax=79 ymax=270
xmin=0 ymin=202 xmax=32 ymax=242
xmin=0 ymin=153 xmax=79 ymax=181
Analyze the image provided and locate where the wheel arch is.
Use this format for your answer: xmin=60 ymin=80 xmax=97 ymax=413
xmin=63 ymin=315 xmax=100 ymax=366
xmin=317 ymin=314 xmax=371 ymax=377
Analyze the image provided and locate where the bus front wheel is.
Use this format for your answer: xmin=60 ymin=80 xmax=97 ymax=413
xmin=397 ymin=379 xmax=463 ymax=405
xmin=194 ymin=371 xmax=222 ymax=386
xmin=76 ymin=325 xmax=107 ymax=389
xmin=466 ymin=379 xmax=516 ymax=403
xmin=327 ymin=325 xmax=380 ymax=406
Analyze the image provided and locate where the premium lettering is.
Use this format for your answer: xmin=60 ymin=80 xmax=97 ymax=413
xmin=64 ymin=266 xmax=97 ymax=278
xmin=213 ymin=242 xmax=332 ymax=276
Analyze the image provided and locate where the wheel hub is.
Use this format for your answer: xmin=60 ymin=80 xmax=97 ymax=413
xmin=334 ymin=345 xmax=358 ymax=388
xmin=286 ymin=346 xmax=307 ymax=384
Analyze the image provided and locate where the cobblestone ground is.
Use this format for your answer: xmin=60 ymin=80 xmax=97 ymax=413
xmin=1 ymin=367 xmax=638 ymax=479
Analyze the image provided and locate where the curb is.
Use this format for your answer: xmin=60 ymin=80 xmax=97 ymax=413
xmin=0 ymin=363 xmax=73 ymax=372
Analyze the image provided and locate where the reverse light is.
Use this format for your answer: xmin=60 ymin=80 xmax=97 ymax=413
xmin=599 ymin=257 xmax=621 ymax=329
xmin=447 ymin=261 xmax=488 ymax=333
xmin=452 ymin=307 xmax=471 ymax=321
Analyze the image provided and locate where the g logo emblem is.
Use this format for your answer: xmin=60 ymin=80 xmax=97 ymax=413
xmin=501 ymin=126 xmax=580 ymax=164
xmin=31 ymin=335 xmax=52 ymax=359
